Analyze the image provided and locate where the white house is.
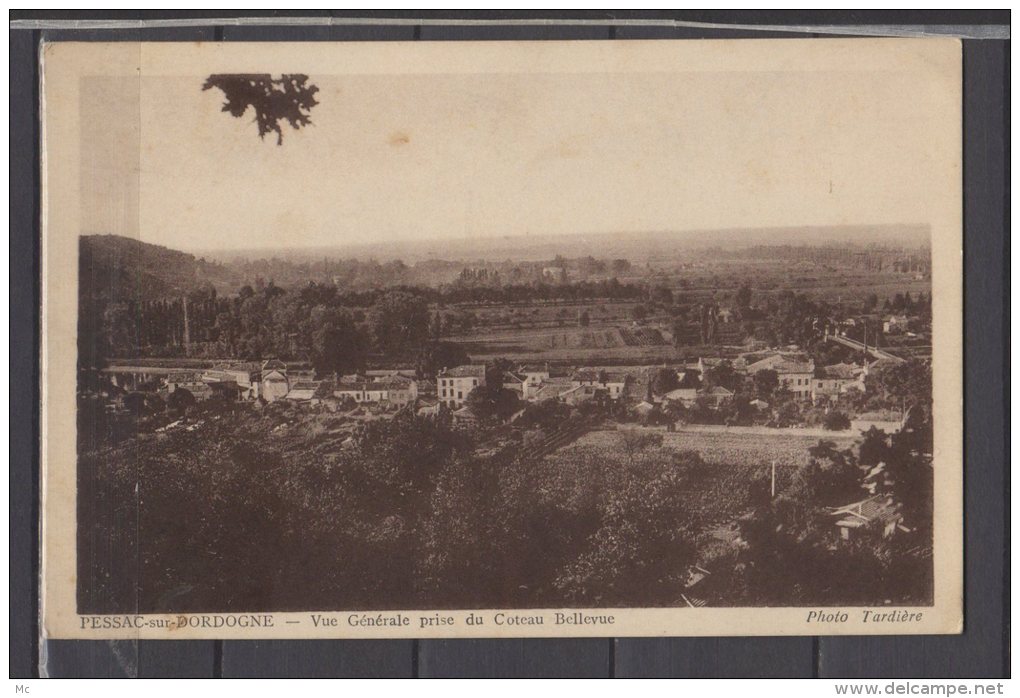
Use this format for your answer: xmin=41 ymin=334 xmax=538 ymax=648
xmin=364 ymin=385 xmax=389 ymax=403
xmin=883 ymin=315 xmax=910 ymax=333
xmin=261 ymin=369 xmax=290 ymax=402
xmin=376 ymin=375 xmax=418 ymax=407
xmin=603 ymin=375 xmax=628 ymax=401
xmin=334 ymin=376 xmax=418 ymax=405
xmin=437 ymin=364 xmax=486 ymax=408
xmin=829 ymin=495 xmax=904 ymax=541
xmin=204 ymin=362 xmax=261 ymax=398
xmin=746 ymin=353 xmax=815 ymax=399
xmin=662 ymin=369 xmax=702 ymax=406
xmin=334 ymin=382 xmax=372 ymax=403
xmin=698 ymin=385 xmax=734 ymax=408
xmin=851 ymin=411 xmax=905 ymax=435
xmin=518 ymin=364 xmax=551 ymax=399
xmin=811 ymin=362 xmax=866 ymax=402
xmin=570 ymin=369 xmax=628 ymax=400
xmin=663 ymin=387 xmax=699 ymax=407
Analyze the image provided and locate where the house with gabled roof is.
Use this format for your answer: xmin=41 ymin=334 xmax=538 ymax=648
xmin=829 ymin=495 xmax=906 ymax=541
xmin=663 ymin=387 xmax=698 ymax=407
xmin=529 ymin=377 xmax=574 ymax=402
xmin=502 ymin=371 xmax=528 ymax=398
xmin=261 ymin=358 xmax=287 ymax=373
xmin=452 ymin=404 xmax=479 ymax=424
xmin=374 ymin=375 xmax=418 ymax=406
xmin=661 ymin=369 xmax=703 ymax=407
xmin=517 ymin=363 xmax=552 ymax=399
xmin=632 ymin=400 xmax=656 ymax=417
xmin=261 ymin=369 xmax=290 ymax=402
xmin=285 ymin=380 xmax=321 ymax=402
xmin=207 ymin=361 xmax=260 ymax=389
xmin=559 ymin=383 xmax=605 ymax=406
xmin=698 ymin=385 xmax=734 ymax=408
xmin=416 ymin=398 xmax=441 ymax=417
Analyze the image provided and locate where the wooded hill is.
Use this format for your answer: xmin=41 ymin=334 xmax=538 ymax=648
xmin=79 ymin=234 xmax=240 ymax=303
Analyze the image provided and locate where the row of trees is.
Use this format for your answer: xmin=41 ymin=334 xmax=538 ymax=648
xmin=80 ymin=276 xmax=647 ymax=367
xmin=453 ymin=257 xmax=635 ymax=287
xmin=663 ymin=283 xmax=932 ymax=351
xmin=862 ymin=290 xmax=932 ymax=316
xmin=224 ymin=255 xmax=638 ymax=292
xmin=82 ymin=278 xmax=441 ymax=372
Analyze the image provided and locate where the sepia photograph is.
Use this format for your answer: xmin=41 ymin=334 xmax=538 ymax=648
xmin=40 ymin=38 xmax=963 ymax=639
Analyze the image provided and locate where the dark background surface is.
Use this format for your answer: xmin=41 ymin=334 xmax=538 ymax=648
xmin=10 ymin=11 xmax=1008 ymax=678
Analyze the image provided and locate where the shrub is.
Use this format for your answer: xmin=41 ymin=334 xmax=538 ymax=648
xmin=823 ymin=410 xmax=851 ymax=431
xmin=618 ymin=429 xmax=664 ymax=455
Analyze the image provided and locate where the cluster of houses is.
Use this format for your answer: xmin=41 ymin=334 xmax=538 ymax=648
xmin=204 ymin=359 xmax=422 ymax=408
xmin=831 ymin=311 xmax=928 ymax=344
xmin=436 ymin=347 xmax=876 ymax=417
xmin=740 ymin=352 xmax=872 ymax=402
xmin=101 ymin=343 xmax=894 ymax=427
xmin=503 ymin=352 xmax=870 ymax=409
xmin=105 ymin=360 xmax=421 ymax=410
xmin=162 ymin=359 xmax=298 ymax=403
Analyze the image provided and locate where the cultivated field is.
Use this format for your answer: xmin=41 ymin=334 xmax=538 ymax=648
xmin=544 ymin=426 xmax=859 ymax=525
xmin=447 ymin=322 xmax=678 ymax=363
xmin=451 ymin=301 xmax=638 ymax=330
xmin=575 ymin=426 xmax=856 ymax=466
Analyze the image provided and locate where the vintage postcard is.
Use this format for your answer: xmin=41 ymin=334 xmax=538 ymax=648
xmin=40 ymin=38 xmax=962 ymax=639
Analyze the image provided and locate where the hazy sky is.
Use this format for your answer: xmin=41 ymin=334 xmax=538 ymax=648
xmin=76 ymin=41 xmax=958 ymax=252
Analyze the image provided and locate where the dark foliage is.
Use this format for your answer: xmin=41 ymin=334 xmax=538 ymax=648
xmin=77 ymin=407 xmax=703 ymax=612
xmin=823 ymin=410 xmax=851 ymax=431
xmin=714 ymin=435 xmax=933 ymax=607
xmin=76 ymin=236 xmax=650 ymax=366
xmin=465 ymin=383 xmax=522 ymax=423
xmin=753 ymin=369 xmax=779 ymax=399
xmin=416 ymin=341 xmax=471 ymax=380
xmin=650 ymin=367 xmax=679 ymax=395
xmin=166 ymin=388 xmax=196 ymax=414
xmin=203 ymin=74 xmax=319 ymax=145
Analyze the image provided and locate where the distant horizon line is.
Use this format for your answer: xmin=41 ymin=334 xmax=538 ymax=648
xmin=83 ymin=223 xmax=931 ymax=257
